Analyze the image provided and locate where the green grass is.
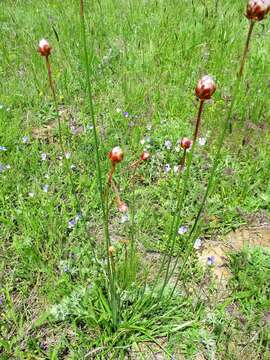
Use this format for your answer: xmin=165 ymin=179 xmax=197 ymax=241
xmin=1 ymin=0 xmax=270 ymax=358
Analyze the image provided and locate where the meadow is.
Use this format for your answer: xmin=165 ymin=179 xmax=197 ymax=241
xmin=0 ymin=0 xmax=270 ymax=358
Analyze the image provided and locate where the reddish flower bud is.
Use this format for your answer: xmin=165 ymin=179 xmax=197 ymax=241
xmin=108 ymin=245 xmax=116 ymax=257
xmin=118 ymin=202 xmax=128 ymax=213
xmin=108 ymin=146 xmax=124 ymax=164
xmin=180 ymin=137 xmax=192 ymax=150
xmin=195 ymin=75 xmax=216 ymax=100
xmin=140 ymin=151 xmax=150 ymax=161
xmin=38 ymin=39 xmax=52 ymax=57
xmin=246 ymin=0 xmax=270 ymax=21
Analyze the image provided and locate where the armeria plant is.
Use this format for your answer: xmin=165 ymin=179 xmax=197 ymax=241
xmin=38 ymin=40 xmax=82 ymax=218
xmin=156 ymin=75 xmax=217 ymax=298
xmin=37 ymin=0 xmax=270 ymax=351
xmin=240 ymin=0 xmax=270 ymax=77
xmin=229 ymin=0 xmax=270 ymax=131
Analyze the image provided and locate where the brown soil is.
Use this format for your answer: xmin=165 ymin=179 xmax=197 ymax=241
xmin=198 ymin=216 xmax=270 ymax=283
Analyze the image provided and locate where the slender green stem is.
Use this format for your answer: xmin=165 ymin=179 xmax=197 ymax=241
xmin=238 ymin=20 xmax=255 ymax=78
xmin=230 ymin=20 xmax=255 ymax=132
xmin=79 ymin=0 xmax=110 ymax=263
xmin=169 ymin=77 xmax=242 ymax=298
xmin=79 ymin=0 xmax=118 ymax=328
xmin=45 ymin=56 xmax=81 ymax=215
xmin=179 ymin=149 xmax=187 ymax=170
xmin=104 ymin=185 xmax=118 ymax=327
xmin=79 ymin=0 xmax=107 ymax=237
xmin=157 ymin=100 xmax=205 ymax=298
xmin=193 ymin=100 xmax=205 ymax=142
xmin=128 ymin=167 xmax=137 ymax=282
xmin=157 ymin=142 xmax=196 ymax=296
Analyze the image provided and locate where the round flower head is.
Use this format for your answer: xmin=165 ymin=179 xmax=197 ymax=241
xmin=195 ymin=75 xmax=216 ymax=100
xmin=108 ymin=146 xmax=124 ymax=164
xmin=246 ymin=0 xmax=270 ymax=21
xmin=140 ymin=151 xmax=150 ymax=161
xmin=118 ymin=202 xmax=128 ymax=213
xmin=38 ymin=39 xmax=52 ymax=57
xmin=180 ymin=137 xmax=192 ymax=150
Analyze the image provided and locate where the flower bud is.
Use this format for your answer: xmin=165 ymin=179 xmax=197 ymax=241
xmin=118 ymin=202 xmax=128 ymax=213
xmin=140 ymin=151 xmax=150 ymax=161
xmin=108 ymin=146 xmax=124 ymax=164
xmin=108 ymin=245 xmax=116 ymax=257
xmin=246 ymin=0 xmax=270 ymax=21
xmin=195 ymin=75 xmax=216 ymax=100
xmin=38 ymin=39 xmax=52 ymax=57
xmin=180 ymin=137 xmax=192 ymax=150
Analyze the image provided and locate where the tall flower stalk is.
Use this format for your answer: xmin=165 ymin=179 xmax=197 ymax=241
xmin=238 ymin=20 xmax=255 ymax=78
xmin=79 ymin=0 xmax=118 ymax=328
xmin=156 ymin=76 xmax=216 ymax=298
xmin=38 ymin=40 xmax=82 ymax=218
xmin=169 ymin=77 xmax=242 ymax=298
xmin=230 ymin=0 xmax=270 ymax=130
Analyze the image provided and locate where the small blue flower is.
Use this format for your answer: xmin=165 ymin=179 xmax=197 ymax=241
xmin=164 ymin=164 xmax=171 ymax=173
xmin=22 ymin=136 xmax=30 ymax=144
xmin=164 ymin=140 xmax=172 ymax=150
xmin=41 ymin=153 xmax=47 ymax=161
xmin=178 ymin=226 xmax=188 ymax=235
xmin=120 ymin=214 xmax=129 ymax=224
xmin=68 ymin=219 xmax=77 ymax=228
xmin=86 ymin=124 xmax=93 ymax=131
xmin=194 ymin=238 xmax=202 ymax=250
xmin=207 ymin=256 xmax=215 ymax=266
xmin=0 ymin=146 xmax=7 ymax=151
xmin=199 ymin=137 xmax=206 ymax=146
xmin=145 ymin=136 xmax=151 ymax=143
xmin=42 ymin=184 xmax=49 ymax=193
xmin=123 ymin=111 xmax=129 ymax=118
xmin=68 ymin=213 xmax=82 ymax=229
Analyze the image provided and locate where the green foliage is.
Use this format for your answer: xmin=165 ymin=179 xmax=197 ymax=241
xmin=229 ymin=247 xmax=270 ymax=314
xmin=0 ymin=0 xmax=270 ymax=358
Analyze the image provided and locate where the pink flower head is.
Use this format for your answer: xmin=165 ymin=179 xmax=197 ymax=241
xmin=246 ymin=0 xmax=270 ymax=21
xmin=108 ymin=146 xmax=124 ymax=164
xmin=38 ymin=39 xmax=52 ymax=57
xmin=180 ymin=137 xmax=192 ymax=150
xmin=140 ymin=151 xmax=150 ymax=161
xmin=195 ymin=75 xmax=216 ymax=100
xmin=118 ymin=202 xmax=128 ymax=213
